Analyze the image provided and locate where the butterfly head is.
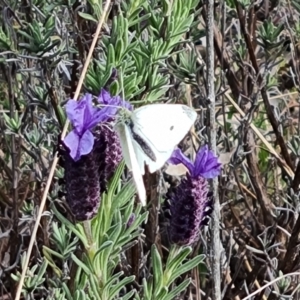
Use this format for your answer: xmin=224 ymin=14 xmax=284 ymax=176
xmin=115 ymin=106 xmax=133 ymax=126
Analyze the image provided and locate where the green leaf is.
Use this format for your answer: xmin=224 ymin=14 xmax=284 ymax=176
xmin=71 ymin=253 xmax=91 ymax=275
xmin=156 ymin=286 xmax=168 ymax=299
xmin=62 ymin=283 xmax=73 ymax=300
xmin=166 ymin=247 xmax=192 ymax=273
xmin=122 ymin=290 xmax=136 ymax=300
xmin=107 ymin=43 xmax=116 ymax=65
xmin=107 ymin=217 xmax=122 ymax=243
xmin=152 ymin=245 xmax=164 ymax=296
xmin=35 ymin=259 xmax=48 ymax=286
xmin=109 ymin=275 xmax=135 ymax=298
xmin=77 ymin=12 xmax=98 ymax=23
xmin=164 ymin=278 xmax=192 ymax=300
xmin=11 ymin=273 xmax=19 ymax=282
xmin=107 ymin=161 xmax=125 ymax=198
xmin=110 ymin=80 xmax=120 ymax=95
xmin=3 ymin=112 xmax=21 ymax=133
xmin=111 ymin=179 xmax=136 ymax=210
xmin=123 ymin=18 xmax=129 ymax=49
xmin=51 ymin=204 xmax=88 ymax=248
xmin=103 ymin=271 xmax=123 ymax=289
xmin=74 ymin=290 xmax=87 ymax=300
xmin=100 ymin=242 xmax=114 ymax=276
xmin=129 ymin=12 xmax=151 ymax=27
xmin=43 ymin=246 xmax=64 ymax=260
xmin=88 ymin=273 xmax=102 ymax=298
xmin=18 ymin=30 xmax=35 ymax=41
xmin=171 ymin=255 xmax=205 ymax=282
xmin=98 ymin=240 xmax=114 ymax=253
xmin=142 ymin=277 xmax=153 ymax=300
xmin=115 ymin=38 xmax=124 ymax=63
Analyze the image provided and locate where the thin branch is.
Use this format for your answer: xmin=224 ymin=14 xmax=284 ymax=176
xmin=206 ymin=0 xmax=221 ymax=299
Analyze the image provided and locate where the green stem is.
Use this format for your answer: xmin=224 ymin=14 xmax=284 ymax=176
xmin=83 ymin=220 xmax=96 ymax=258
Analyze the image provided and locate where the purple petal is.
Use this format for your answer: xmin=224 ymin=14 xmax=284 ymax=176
xmin=81 ymin=94 xmax=110 ymax=129
xmin=82 ymin=94 xmax=97 ymax=128
xmin=66 ymin=99 xmax=85 ymax=134
xmin=98 ymin=89 xmax=133 ymax=111
xmin=194 ymin=145 xmax=209 ymax=167
xmin=98 ymin=89 xmax=112 ymax=104
xmin=66 ymin=94 xmax=96 ymax=134
xmin=64 ymin=130 xmax=80 ymax=160
xmin=120 ymin=97 xmax=133 ymax=110
xmin=63 ymin=130 xmax=94 ymax=161
xmin=78 ymin=130 xmax=94 ymax=158
xmin=193 ymin=145 xmax=221 ymax=178
xmin=87 ymin=105 xmax=112 ymax=128
xmin=66 ymin=94 xmax=113 ymax=134
xmin=168 ymin=148 xmax=194 ymax=174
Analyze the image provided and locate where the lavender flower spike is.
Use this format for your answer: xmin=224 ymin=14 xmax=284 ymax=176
xmin=62 ymin=90 xmax=131 ymax=221
xmin=168 ymin=146 xmax=221 ymax=246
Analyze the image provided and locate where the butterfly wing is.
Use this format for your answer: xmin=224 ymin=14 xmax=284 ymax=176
xmin=131 ymin=104 xmax=197 ymax=173
xmin=115 ymin=121 xmax=146 ymax=206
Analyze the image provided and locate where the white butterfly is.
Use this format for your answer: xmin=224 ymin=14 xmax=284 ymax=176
xmin=115 ymin=104 xmax=197 ymax=206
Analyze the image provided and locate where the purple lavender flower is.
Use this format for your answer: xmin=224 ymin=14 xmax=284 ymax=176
xmin=168 ymin=145 xmax=221 ymax=245
xmin=63 ymin=90 xmax=130 ymax=221
xmin=169 ymin=145 xmax=221 ymax=179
